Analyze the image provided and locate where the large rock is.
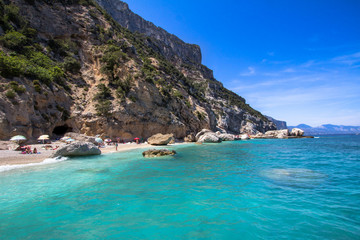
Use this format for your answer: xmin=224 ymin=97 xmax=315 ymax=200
xmin=265 ymin=129 xmax=290 ymax=139
xmin=195 ymin=129 xmax=213 ymax=141
xmin=147 ymin=133 xmax=174 ymax=145
xmin=291 ymin=128 xmax=304 ymax=136
xmin=52 ymin=142 xmax=101 ymax=157
xmin=142 ymin=149 xmax=176 ymax=158
xmin=197 ymin=133 xmax=221 ymax=143
xmin=216 ymin=133 xmax=235 ymax=141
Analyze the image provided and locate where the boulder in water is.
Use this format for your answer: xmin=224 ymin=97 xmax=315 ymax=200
xmin=142 ymin=149 xmax=176 ymax=158
xmin=52 ymin=142 xmax=101 ymax=157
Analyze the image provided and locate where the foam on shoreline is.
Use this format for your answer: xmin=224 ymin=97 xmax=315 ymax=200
xmin=0 ymin=157 xmax=68 ymax=173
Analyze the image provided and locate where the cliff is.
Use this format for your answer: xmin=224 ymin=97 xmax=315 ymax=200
xmin=95 ymin=0 xmax=202 ymax=65
xmin=0 ymin=0 xmax=275 ymax=141
xmin=266 ymin=116 xmax=287 ymax=130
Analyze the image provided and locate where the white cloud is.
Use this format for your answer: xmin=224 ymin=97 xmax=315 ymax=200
xmin=239 ymin=66 xmax=256 ymax=76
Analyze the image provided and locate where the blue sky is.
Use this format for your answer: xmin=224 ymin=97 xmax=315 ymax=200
xmin=125 ymin=0 xmax=360 ymax=126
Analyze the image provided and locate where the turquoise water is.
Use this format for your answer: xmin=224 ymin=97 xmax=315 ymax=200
xmin=0 ymin=135 xmax=359 ymax=239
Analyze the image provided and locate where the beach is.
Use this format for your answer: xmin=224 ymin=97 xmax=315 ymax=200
xmin=0 ymin=142 xmax=158 ymax=167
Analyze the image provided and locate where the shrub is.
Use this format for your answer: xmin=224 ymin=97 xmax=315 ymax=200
xmin=48 ymin=38 xmax=78 ymax=57
xmin=0 ymin=51 xmax=25 ymax=77
xmin=33 ymin=80 xmax=41 ymax=93
xmin=94 ymin=83 xmax=111 ymax=101
xmin=0 ymin=31 xmax=27 ymax=50
xmin=172 ymin=90 xmax=183 ymax=99
xmin=100 ymin=45 xmax=127 ymax=78
xmin=22 ymin=27 xmax=37 ymax=39
xmin=95 ymin=100 xmax=112 ymax=117
xmin=113 ymin=75 xmax=132 ymax=96
xmin=5 ymin=89 xmax=15 ymax=98
xmin=9 ymin=81 xmax=26 ymax=93
xmin=63 ymin=56 xmax=81 ymax=73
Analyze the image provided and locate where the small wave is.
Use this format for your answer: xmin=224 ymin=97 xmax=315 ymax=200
xmin=0 ymin=157 xmax=68 ymax=173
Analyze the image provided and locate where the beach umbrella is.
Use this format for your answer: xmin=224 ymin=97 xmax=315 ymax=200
xmin=38 ymin=135 xmax=50 ymax=140
xmin=134 ymin=137 xmax=140 ymax=140
xmin=66 ymin=138 xmax=75 ymax=143
xmin=38 ymin=135 xmax=50 ymax=144
xmin=95 ymin=138 xmax=103 ymax=143
xmin=10 ymin=135 xmax=27 ymax=143
xmin=104 ymin=139 xmax=112 ymax=143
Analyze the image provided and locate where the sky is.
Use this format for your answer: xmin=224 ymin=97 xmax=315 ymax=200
xmin=124 ymin=0 xmax=360 ymax=126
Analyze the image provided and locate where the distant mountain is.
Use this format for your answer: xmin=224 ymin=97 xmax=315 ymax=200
xmin=288 ymin=124 xmax=360 ymax=135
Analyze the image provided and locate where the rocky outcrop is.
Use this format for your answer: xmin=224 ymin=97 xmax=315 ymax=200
xmin=196 ymin=129 xmax=221 ymax=143
xmin=147 ymin=133 xmax=174 ymax=145
xmin=216 ymin=132 xmax=235 ymax=141
xmin=291 ymin=128 xmax=304 ymax=136
xmin=265 ymin=129 xmax=290 ymax=139
xmin=52 ymin=142 xmax=101 ymax=157
xmin=142 ymin=149 xmax=176 ymax=158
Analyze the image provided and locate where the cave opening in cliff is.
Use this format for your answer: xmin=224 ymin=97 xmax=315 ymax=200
xmin=52 ymin=125 xmax=72 ymax=136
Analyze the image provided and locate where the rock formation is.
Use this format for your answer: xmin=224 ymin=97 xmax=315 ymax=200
xmin=291 ymin=128 xmax=304 ymax=136
xmin=147 ymin=133 xmax=174 ymax=145
xmin=196 ymin=129 xmax=222 ymax=143
xmin=52 ymin=142 xmax=101 ymax=157
xmin=142 ymin=149 xmax=176 ymax=158
xmin=0 ymin=0 xmax=276 ymax=142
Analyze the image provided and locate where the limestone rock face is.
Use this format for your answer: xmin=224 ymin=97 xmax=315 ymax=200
xmin=52 ymin=142 xmax=101 ymax=157
xmin=96 ymin=0 xmax=201 ymax=65
xmin=291 ymin=128 xmax=304 ymax=136
xmin=147 ymin=133 xmax=174 ymax=145
xmin=142 ymin=149 xmax=176 ymax=158
xmin=0 ymin=0 xmax=276 ymax=142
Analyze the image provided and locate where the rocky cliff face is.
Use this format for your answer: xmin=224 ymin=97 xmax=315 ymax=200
xmin=266 ymin=116 xmax=287 ymax=130
xmin=96 ymin=0 xmax=202 ymax=65
xmin=0 ymin=0 xmax=275 ymax=141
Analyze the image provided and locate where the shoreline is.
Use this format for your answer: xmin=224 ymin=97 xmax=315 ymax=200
xmin=0 ymin=142 xmax=187 ymax=168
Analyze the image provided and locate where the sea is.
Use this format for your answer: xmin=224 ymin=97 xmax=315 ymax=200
xmin=0 ymin=135 xmax=359 ymax=239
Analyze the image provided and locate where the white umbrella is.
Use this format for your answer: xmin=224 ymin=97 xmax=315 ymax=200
xmin=38 ymin=135 xmax=50 ymax=144
xmin=66 ymin=138 xmax=75 ymax=142
xmin=95 ymin=138 xmax=103 ymax=143
xmin=10 ymin=135 xmax=27 ymax=142
xmin=104 ymin=138 xmax=112 ymax=142
xmin=38 ymin=135 xmax=50 ymax=140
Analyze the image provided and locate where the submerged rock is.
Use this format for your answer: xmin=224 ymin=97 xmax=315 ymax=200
xmin=142 ymin=149 xmax=176 ymax=157
xmin=147 ymin=133 xmax=174 ymax=145
xmin=52 ymin=142 xmax=101 ymax=157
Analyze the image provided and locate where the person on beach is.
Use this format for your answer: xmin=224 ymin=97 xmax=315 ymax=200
xmin=115 ymin=142 xmax=118 ymax=151
xmin=33 ymin=148 xmax=37 ymax=154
